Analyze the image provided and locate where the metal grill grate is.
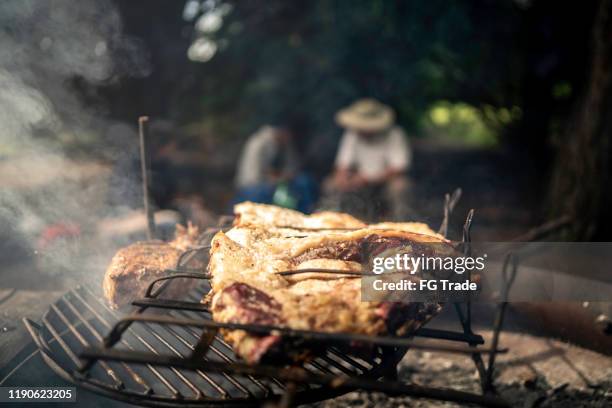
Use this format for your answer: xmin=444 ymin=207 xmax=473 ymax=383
xmin=24 ymin=191 xmax=524 ymax=408
xmin=23 ymin=229 xmax=397 ymax=407
xmin=26 ymin=281 xmax=391 ymax=406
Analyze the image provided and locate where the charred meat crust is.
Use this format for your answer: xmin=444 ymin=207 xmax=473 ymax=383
xmin=103 ymin=242 xmax=183 ymax=308
xmin=209 ymin=225 xmax=450 ymax=364
xmin=214 ymin=282 xmax=283 ymax=326
xmin=103 ymin=224 xmax=202 ymax=309
xmin=213 ymin=282 xmax=290 ymax=363
xmin=213 ymin=281 xmax=441 ymax=364
xmin=291 ymin=239 xmax=362 ymax=264
xmin=291 ymin=234 xmax=440 ymax=266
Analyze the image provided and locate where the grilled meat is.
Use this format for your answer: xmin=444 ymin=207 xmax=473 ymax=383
xmin=233 ymin=202 xmax=445 ymax=239
xmin=234 ymin=201 xmax=367 ymax=229
xmin=208 ymin=219 xmax=451 ymax=364
xmin=103 ymin=223 xmax=201 ymax=309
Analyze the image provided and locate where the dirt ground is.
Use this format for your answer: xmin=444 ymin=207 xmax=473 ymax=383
xmin=316 ymin=330 xmax=612 ymax=407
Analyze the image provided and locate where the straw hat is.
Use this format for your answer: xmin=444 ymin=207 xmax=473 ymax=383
xmin=335 ymin=98 xmax=395 ymax=132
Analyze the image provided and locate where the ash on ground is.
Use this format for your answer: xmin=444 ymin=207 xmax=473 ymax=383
xmin=313 ymin=331 xmax=612 ymax=407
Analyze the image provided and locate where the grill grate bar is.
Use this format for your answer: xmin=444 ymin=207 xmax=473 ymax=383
xmin=41 ymin=315 xmax=85 ymax=370
xmin=47 ymin=304 xmax=124 ymax=388
xmin=81 ymin=347 xmax=511 ymax=408
xmin=139 ymin=289 xmax=283 ymax=391
xmin=83 ymin=287 xmax=284 ymax=398
xmin=139 ymin=277 xmax=274 ymax=397
xmin=81 ymin=286 xmax=201 ymax=398
xmin=317 ymin=354 xmax=359 ymax=376
xmin=103 ymin=309 xmax=215 ymax=398
xmin=414 ymin=328 xmax=484 ymax=345
xmin=306 ymin=360 xmax=334 ymax=375
xmin=161 ymin=324 xmax=255 ymax=398
xmin=76 ymin=286 xmax=183 ymax=396
xmin=80 ymin=285 xmax=259 ymax=399
xmin=172 ymin=308 xmax=281 ymax=393
xmin=133 ymin=298 xmax=209 ymax=312
xmin=102 ymin=313 xmax=494 ymax=355
xmin=327 ymin=348 xmax=371 ymax=373
xmin=140 ymin=322 xmax=230 ymax=398
xmin=60 ymin=293 xmax=152 ymax=393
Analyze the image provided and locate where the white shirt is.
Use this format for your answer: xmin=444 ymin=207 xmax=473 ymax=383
xmin=335 ymin=126 xmax=411 ymax=180
xmin=235 ymin=126 xmax=297 ymax=188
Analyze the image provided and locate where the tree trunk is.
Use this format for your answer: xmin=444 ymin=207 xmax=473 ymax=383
xmin=549 ymin=0 xmax=612 ymax=239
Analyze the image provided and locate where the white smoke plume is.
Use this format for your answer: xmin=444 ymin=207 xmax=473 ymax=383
xmin=0 ymin=0 xmax=151 ymax=277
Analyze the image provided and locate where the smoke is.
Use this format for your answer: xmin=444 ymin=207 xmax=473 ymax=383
xmin=0 ymin=0 xmax=151 ymax=277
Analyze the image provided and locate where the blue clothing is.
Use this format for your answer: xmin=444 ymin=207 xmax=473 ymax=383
xmin=230 ymin=173 xmax=318 ymax=213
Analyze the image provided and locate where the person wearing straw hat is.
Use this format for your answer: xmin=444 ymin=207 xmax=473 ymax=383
xmin=323 ymin=98 xmax=413 ymax=220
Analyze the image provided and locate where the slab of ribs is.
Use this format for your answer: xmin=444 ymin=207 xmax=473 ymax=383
xmin=208 ymin=202 xmax=452 ymax=363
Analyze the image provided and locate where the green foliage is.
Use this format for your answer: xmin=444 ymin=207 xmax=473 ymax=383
xmin=552 ymin=81 xmax=572 ymax=100
xmin=186 ymin=0 xmax=523 ymax=143
xmin=420 ymin=101 xmax=522 ymax=147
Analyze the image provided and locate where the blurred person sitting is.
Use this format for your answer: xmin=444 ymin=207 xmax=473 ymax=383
xmin=323 ymin=98 xmax=413 ymax=220
xmin=233 ymin=123 xmax=317 ymax=212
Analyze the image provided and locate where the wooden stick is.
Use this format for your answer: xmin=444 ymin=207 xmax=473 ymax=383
xmin=138 ymin=116 xmax=156 ymax=240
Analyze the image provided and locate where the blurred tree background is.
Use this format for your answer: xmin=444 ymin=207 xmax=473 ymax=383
xmin=85 ymin=0 xmax=608 ymax=238
xmin=105 ymin=1 xmax=529 ymax=144
xmin=178 ymin=0 xmax=529 ymax=179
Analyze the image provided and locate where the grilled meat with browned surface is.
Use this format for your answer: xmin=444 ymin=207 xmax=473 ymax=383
xmin=103 ymin=223 xmax=201 ymax=309
xmin=207 ymin=203 xmax=451 ymax=364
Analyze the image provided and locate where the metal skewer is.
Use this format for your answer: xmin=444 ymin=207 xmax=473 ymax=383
xmin=138 ymin=116 xmax=156 ymax=240
xmin=438 ymin=188 xmax=462 ymax=236
xmin=276 ymin=268 xmax=376 ymax=277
